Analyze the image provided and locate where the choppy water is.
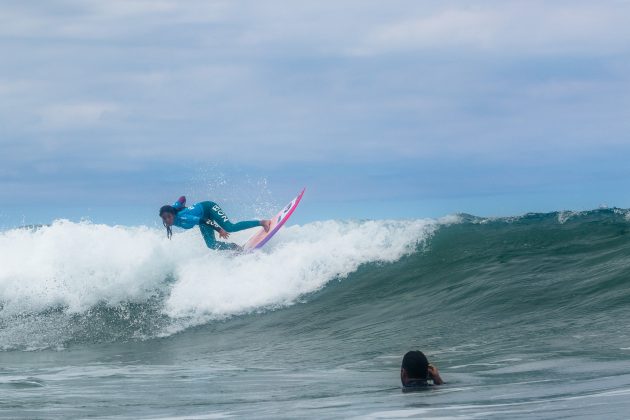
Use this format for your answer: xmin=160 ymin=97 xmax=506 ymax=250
xmin=2 ymin=209 xmax=630 ymax=418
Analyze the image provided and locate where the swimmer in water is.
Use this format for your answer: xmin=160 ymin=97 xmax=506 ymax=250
xmin=400 ymin=350 xmax=444 ymax=391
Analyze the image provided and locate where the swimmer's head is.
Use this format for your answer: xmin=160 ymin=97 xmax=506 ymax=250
xmin=401 ymin=350 xmax=429 ymax=385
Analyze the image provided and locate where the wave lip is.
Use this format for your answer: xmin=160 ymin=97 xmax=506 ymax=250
xmin=165 ymin=219 xmax=439 ymax=319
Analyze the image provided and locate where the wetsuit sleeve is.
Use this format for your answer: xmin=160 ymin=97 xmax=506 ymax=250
xmin=172 ymin=196 xmax=186 ymax=210
xmin=176 ymin=214 xmax=201 ymax=227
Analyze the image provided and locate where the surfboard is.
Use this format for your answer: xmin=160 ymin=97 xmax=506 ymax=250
xmin=243 ymin=188 xmax=305 ymax=251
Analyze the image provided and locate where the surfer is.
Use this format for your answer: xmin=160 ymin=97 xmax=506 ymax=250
xmin=400 ymin=350 xmax=444 ymax=390
xmin=159 ymin=196 xmax=271 ymax=250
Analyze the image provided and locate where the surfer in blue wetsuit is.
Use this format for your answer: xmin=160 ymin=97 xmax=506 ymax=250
xmin=159 ymin=196 xmax=271 ymax=250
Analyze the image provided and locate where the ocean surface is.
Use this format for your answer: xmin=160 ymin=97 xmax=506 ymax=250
xmin=2 ymin=209 xmax=630 ymax=419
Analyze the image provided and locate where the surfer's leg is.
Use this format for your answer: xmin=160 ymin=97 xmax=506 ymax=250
xmin=199 ymin=223 xmax=241 ymax=251
xmin=199 ymin=223 xmax=217 ymax=248
xmin=205 ymin=202 xmax=261 ymax=233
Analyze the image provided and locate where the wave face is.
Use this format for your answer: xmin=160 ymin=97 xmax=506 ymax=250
xmin=1 ymin=209 xmax=630 ymax=353
xmin=0 ymin=217 xmax=442 ymax=350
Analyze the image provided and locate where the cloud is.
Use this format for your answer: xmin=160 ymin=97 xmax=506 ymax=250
xmin=40 ymin=102 xmax=120 ymax=128
xmin=354 ymin=9 xmax=499 ymax=54
xmin=350 ymin=2 xmax=630 ymax=55
xmin=1 ymin=0 xmax=629 ymax=209
xmin=0 ymin=0 xmax=228 ymax=39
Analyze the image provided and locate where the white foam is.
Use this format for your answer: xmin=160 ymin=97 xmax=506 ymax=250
xmin=0 ymin=218 xmax=441 ymax=331
xmin=0 ymin=220 xmax=177 ymax=314
xmin=557 ymin=211 xmax=577 ymax=224
xmin=165 ymin=220 xmax=437 ymax=323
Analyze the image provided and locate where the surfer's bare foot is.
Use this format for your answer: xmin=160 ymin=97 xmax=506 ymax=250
xmin=261 ymin=220 xmax=271 ymax=232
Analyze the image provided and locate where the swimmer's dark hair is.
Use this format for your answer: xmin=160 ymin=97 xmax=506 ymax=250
xmin=401 ymin=350 xmax=429 ymax=380
xmin=159 ymin=205 xmax=178 ymax=239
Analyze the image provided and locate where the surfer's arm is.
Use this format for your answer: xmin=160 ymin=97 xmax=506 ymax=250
xmin=202 ymin=219 xmax=230 ymax=238
xmin=172 ymin=196 xmax=186 ymax=210
xmin=201 ymin=219 xmax=230 ymax=239
xmin=203 ymin=219 xmax=225 ymax=234
xmin=175 ymin=214 xmax=201 ymax=229
xmin=428 ymin=364 xmax=444 ymax=385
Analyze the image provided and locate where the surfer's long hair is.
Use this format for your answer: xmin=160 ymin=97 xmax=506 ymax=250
xmin=159 ymin=205 xmax=179 ymax=240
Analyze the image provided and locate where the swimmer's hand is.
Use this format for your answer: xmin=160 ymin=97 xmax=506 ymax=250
xmin=427 ymin=364 xmax=444 ymax=385
xmin=218 ymin=229 xmax=230 ymax=240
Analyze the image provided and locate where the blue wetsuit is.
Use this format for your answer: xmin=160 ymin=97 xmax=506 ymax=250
xmin=171 ymin=196 xmax=261 ymax=250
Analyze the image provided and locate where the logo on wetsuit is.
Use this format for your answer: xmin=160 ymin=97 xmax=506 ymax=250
xmin=212 ymin=204 xmax=230 ymax=222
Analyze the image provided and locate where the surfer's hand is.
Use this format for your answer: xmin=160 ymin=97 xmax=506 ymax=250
xmin=427 ymin=364 xmax=444 ymax=385
xmin=219 ymin=229 xmax=230 ymax=239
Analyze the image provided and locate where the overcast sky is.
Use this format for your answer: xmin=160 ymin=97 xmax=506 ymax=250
xmin=1 ymin=0 xmax=629 ymax=226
